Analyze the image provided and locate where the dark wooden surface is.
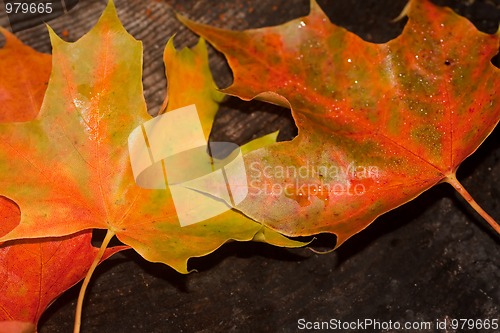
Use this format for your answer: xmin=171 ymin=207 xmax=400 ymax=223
xmin=1 ymin=0 xmax=499 ymax=332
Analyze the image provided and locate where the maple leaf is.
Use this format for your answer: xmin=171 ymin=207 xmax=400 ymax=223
xmin=0 ymin=237 xmax=122 ymax=332
xmin=0 ymin=230 xmax=124 ymax=332
xmin=0 ymin=28 xmax=51 ymax=122
xmin=0 ymin=38 xmax=125 ymax=329
xmin=180 ymin=0 xmax=500 ymax=246
xmin=0 ymin=0 xmax=304 ymax=275
xmin=0 ymin=202 xmax=124 ymax=332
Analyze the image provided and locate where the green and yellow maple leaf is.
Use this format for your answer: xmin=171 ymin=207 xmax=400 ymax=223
xmin=0 ymin=0 xmax=304 ymax=275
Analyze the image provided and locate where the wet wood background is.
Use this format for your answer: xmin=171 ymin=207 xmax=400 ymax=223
xmin=1 ymin=0 xmax=499 ymax=332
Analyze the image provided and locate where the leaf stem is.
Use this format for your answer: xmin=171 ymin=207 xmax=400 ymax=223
xmin=74 ymin=229 xmax=115 ymax=333
xmin=445 ymin=174 xmax=500 ymax=235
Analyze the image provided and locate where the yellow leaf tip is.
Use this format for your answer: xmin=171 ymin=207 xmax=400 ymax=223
xmin=269 ymin=130 xmax=280 ymax=140
xmin=309 ymin=0 xmax=320 ymax=12
xmin=392 ymin=0 xmax=411 ymax=23
xmin=102 ymin=0 xmax=119 ymax=22
xmin=106 ymin=0 xmax=117 ymax=11
xmin=165 ymin=34 xmax=176 ymax=49
xmin=309 ymin=0 xmax=329 ymax=21
xmin=47 ymin=24 xmax=64 ymax=46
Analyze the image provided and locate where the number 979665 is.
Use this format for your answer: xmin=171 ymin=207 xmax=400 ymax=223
xmin=5 ymin=2 xmax=53 ymax=14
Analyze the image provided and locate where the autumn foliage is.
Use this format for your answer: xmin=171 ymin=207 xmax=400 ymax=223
xmin=0 ymin=0 xmax=498 ymax=331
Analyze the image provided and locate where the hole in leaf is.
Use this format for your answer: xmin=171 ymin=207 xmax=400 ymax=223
xmin=91 ymin=229 xmax=124 ymax=248
xmin=307 ymin=232 xmax=338 ymax=252
xmin=317 ymin=0 xmax=408 ymax=43
xmin=210 ymin=96 xmax=297 ymax=146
